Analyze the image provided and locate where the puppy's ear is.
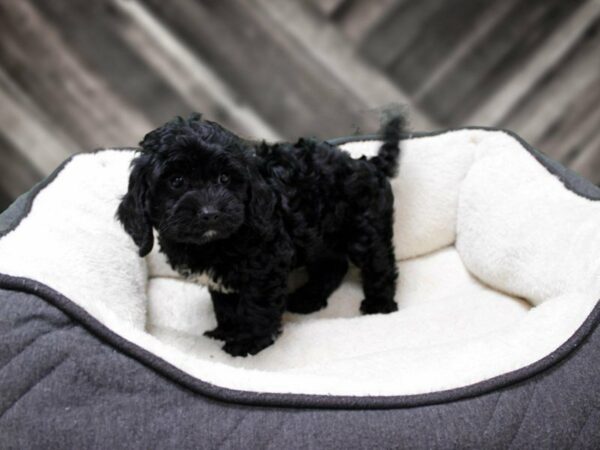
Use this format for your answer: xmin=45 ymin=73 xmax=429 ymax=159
xmin=117 ymin=154 xmax=154 ymax=257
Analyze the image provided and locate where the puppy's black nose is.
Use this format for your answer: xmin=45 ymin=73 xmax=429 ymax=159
xmin=199 ymin=207 xmax=220 ymax=223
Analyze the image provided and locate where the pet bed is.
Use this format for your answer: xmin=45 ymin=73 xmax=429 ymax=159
xmin=0 ymin=128 xmax=599 ymax=448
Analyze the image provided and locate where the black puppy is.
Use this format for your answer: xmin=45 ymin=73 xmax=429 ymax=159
xmin=118 ymin=114 xmax=403 ymax=356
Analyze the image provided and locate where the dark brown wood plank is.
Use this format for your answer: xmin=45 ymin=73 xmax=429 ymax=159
xmin=0 ymin=190 xmax=12 ymax=213
xmin=28 ymin=0 xmax=273 ymax=137
xmin=570 ymin=129 xmax=600 ymax=183
xmin=142 ymin=0 xmax=379 ymax=139
xmin=386 ymin=0 xmax=493 ymax=94
xmin=0 ymin=66 xmax=77 ymax=204
xmin=467 ymin=0 xmax=600 ymax=127
xmin=537 ymin=71 xmax=600 ymax=163
xmin=251 ymin=0 xmax=436 ymax=130
xmin=307 ymin=0 xmax=350 ymax=17
xmin=0 ymin=0 xmax=598 ymax=203
xmin=334 ymin=0 xmax=403 ymax=43
xmin=0 ymin=67 xmax=75 ymax=173
xmin=0 ymin=132 xmax=43 ymax=201
xmin=502 ymin=17 xmax=600 ymax=155
xmin=540 ymin=58 xmax=600 ymax=184
xmin=111 ymin=0 xmax=280 ymax=140
xmin=417 ymin=0 xmax=584 ymax=125
xmin=359 ymin=0 xmax=444 ymax=69
xmin=0 ymin=0 xmax=151 ymax=150
xmin=28 ymin=0 xmax=192 ymax=128
xmin=412 ymin=0 xmax=517 ymax=107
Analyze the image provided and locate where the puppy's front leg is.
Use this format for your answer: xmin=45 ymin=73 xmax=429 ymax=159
xmin=221 ymin=275 xmax=288 ymax=357
xmin=204 ymin=290 xmax=240 ymax=341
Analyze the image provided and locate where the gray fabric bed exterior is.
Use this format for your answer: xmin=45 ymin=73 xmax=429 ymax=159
xmin=1 ymin=283 xmax=599 ymax=448
xmin=1 ymin=129 xmax=599 ymax=448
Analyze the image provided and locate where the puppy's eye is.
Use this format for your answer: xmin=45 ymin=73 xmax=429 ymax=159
xmin=218 ymin=173 xmax=230 ymax=185
xmin=169 ymin=175 xmax=186 ymax=190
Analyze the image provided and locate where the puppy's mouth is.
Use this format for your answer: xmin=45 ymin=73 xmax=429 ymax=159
xmin=160 ymin=225 xmax=232 ymax=246
xmin=159 ymin=206 xmax=244 ymax=246
xmin=197 ymin=229 xmax=222 ymax=244
xmin=202 ymin=229 xmax=218 ymax=239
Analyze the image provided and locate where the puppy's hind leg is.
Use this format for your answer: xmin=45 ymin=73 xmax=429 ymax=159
xmin=349 ymin=223 xmax=398 ymax=315
xmin=287 ymin=256 xmax=348 ymax=314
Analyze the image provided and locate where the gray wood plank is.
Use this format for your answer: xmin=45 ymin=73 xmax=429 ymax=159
xmin=28 ymin=0 xmax=190 ymax=128
xmin=0 ymin=0 xmax=597 ymax=201
xmin=359 ymin=0 xmax=444 ymax=69
xmin=307 ymin=0 xmax=350 ymax=17
xmin=334 ymin=0 xmax=399 ymax=43
xmin=418 ymin=0 xmax=582 ymax=124
xmin=251 ymin=0 xmax=436 ymax=131
xmin=0 ymin=68 xmax=75 ymax=174
xmin=0 ymin=0 xmax=152 ymax=150
xmin=142 ymin=0 xmax=381 ymax=139
xmin=112 ymin=0 xmax=280 ymax=140
xmin=537 ymin=73 xmax=600 ymax=164
xmin=570 ymin=130 xmax=600 ymax=184
xmin=0 ymin=132 xmax=43 ymax=200
xmin=28 ymin=0 xmax=272 ymax=137
xmin=467 ymin=0 xmax=600 ymax=127
xmin=502 ymin=20 xmax=600 ymax=154
xmin=0 ymin=190 xmax=11 ymax=213
xmin=412 ymin=0 xmax=516 ymax=104
xmin=386 ymin=0 xmax=493 ymax=94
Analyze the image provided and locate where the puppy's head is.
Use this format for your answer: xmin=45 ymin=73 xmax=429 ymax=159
xmin=117 ymin=114 xmax=274 ymax=257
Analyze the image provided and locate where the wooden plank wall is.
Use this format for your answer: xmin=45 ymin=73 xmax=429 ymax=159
xmin=0 ymin=0 xmax=599 ymax=211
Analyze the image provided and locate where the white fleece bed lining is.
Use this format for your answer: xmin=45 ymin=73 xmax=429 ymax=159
xmin=0 ymin=129 xmax=598 ymax=396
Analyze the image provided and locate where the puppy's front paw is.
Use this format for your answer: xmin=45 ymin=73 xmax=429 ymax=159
xmin=360 ymin=297 xmax=398 ymax=315
xmin=204 ymin=326 xmax=234 ymax=341
xmin=222 ymin=334 xmax=275 ymax=357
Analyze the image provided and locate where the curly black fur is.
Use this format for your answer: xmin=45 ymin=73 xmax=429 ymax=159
xmin=117 ymin=113 xmax=404 ymax=356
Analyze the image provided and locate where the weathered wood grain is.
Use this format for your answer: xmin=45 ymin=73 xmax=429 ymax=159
xmin=0 ymin=190 xmax=11 ymax=213
xmin=537 ymin=71 xmax=600 ymax=165
xmin=0 ymin=132 xmax=42 ymax=201
xmin=0 ymin=0 xmax=152 ymax=150
xmin=142 ymin=0 xmax=378 ymax=140
xmin=387 ymin=0 xmax=492 ymax=94
xmin=334 ymin=0 xmax=399 ymax=43
xmin=0 ymin=0 xmax=599 ymax=206
xmin=503 ymin=19 xmax=600 ymax=154
xmin=252 ymin=0 xmax=436 ymax=131
xmin=112 ymin=0 xmax=281 ymax=140
xmin=308 ymin=0 xmax=349 ymax=17
xmin=412 ymin=0 xmax=516 ymax=105
xmin=467 ymin=0 xmax=600 ymax=127
xmin=360 ymin=0 xmax=443 ymax=70
xmin=0 ymin=67 xmax=75 ymax=174
xmin=571 ymin=130 xmax=600 ymax=181
xmin=418 ymin=0 xmax=582 ymax=123
xmin=28 ymin=0 xmax=191 ymax=128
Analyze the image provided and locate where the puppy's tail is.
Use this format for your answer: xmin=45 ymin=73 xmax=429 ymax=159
xmin=370 ymin=109 xmax=407 ymax=178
